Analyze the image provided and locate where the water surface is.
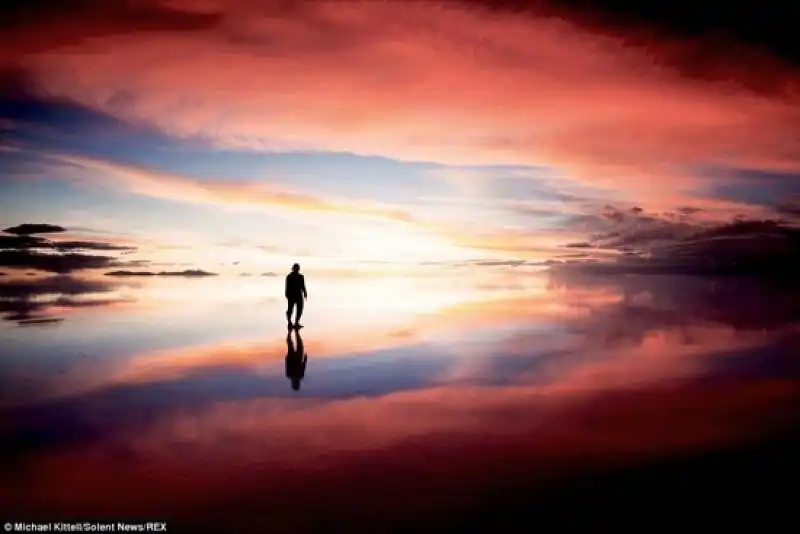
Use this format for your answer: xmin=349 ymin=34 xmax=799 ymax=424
xmin=1 ymin=270 xmax=798 ymax=531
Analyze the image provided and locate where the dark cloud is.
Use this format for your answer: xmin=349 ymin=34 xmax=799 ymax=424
xmin=1 ymin=1 xmax=222 ymax=72
xmin=678 ymin=207 xmax=703 ymax=215
xmin=0 ymin=249 xmax=123 ymax=274
xmin=476 ymin=0 xmax=800 ymax=62
xmin=52 ymin=241 xmax=137 ymax=252
xmin=572 ymin=205 xmax=706 ymax=252
xmin=261 ymin=272 xmax=278 ymax=277
xmin=601 ymin=222 xmax=698 ymax=249
xmin=2 ymin=223 xmax=66 ymax=235
xmin=419 ymin=258 xmax=551 ymax=268
xmin=0 ymin=234 xmax=52 ymax=249
xmin=554 ymin=218 xmax=800 ymax=280
xmin=467 ymin=259 xmax=528 ymax=267
xmin=0 ymin=223 xmax=140 ymax=273
xmin=556 ymin=252 xmax=590 ymax=259
xmin=776 ymin=196 xmax=800 ymax=219
xmin=104 ymin=269 xmax=218 ymax=277
xmin=600 ymin=205 xmax=627 ymax=224
xmin=564 ymin=242 xmax=592 ymax=248
xmin=687 ymin=219 xmax=784 ymax=240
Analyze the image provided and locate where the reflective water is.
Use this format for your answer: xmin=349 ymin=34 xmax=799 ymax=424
xmin=1 ymin=270 xmax=798 ymax=531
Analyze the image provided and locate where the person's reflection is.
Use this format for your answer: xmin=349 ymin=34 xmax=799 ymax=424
xmin=285 ymin=329 xmax=307 ymax=391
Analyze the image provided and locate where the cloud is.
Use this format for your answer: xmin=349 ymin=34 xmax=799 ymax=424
xmin=0 ymin=235 xmax=52 ymax=249
xmin=553 ymin=217 xmax=800 ymax=279
xmin=52 ymin=241 xmax=137 ymax=252
xmin=2 ymin=223 xmax=66 ymax=235
xmin=678 ymin=206 xmax=703 ymax=215
xmin=566 ymin=204 xmax=709 ymax=251
xmin=22 ymin=152 xmax=597 ymax=260
xmin=1 ymin=224 xmax=140 ymax=252
xmin=0 ymin=249 xmax=124 ymax=274
xmin=0 ymin=223 xmax=145 ymax=274
xmin=775 ymin=196 xmax=800 ymax=219
xmin=45 ymin=152 xmax=415 ymax=224
xmin=556 ymin=252 xmax=590 ymax=259
xmin=564 ymin=242 xmax=592 ymax=248
xmin=0 ymin=1 xmax=221 ymax=69
xmin=9 ymin=0 xmax=800 ymax=216
xmin=104 ymin=269 xmax=218 ymax=277
xmin=418 ymin=258 xmax=557 ymax=269
xmin=4 ymin=1 xmax=799 ymax=266
xmin=0 ymin=232 xmax=137 ymax=252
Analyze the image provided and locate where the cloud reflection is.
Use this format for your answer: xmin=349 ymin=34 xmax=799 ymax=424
xmin=0 ymin=270 xmax=797 ymax=527
xmin=0 ymin=275 xmax=129 ymax=325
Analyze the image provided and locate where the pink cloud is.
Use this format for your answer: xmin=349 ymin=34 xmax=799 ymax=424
xmin=14 ymin=0 xmax=799 ymax=215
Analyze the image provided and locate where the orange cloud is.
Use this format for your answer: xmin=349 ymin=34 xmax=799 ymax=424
xmin=48 ymin=152 xmax=415 ymax=224
xmin=39 ymin=151 xmax=624 ymax=259
xmin=17 ymin=0 xmax=800 ymax=214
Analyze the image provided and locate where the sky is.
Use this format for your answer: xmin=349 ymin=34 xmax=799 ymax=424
xmin=0 ymin=0 xmax=798 ymax=278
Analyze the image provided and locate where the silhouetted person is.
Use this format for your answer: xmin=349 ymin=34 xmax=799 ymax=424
xmin=285 ymin=263 xmax=307 ymax=329
xmin=285 ymin=329 xmax=307 ymax=391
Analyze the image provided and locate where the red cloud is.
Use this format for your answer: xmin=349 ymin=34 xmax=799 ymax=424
xmin=12 ymin=1 xmax=798 ymax=210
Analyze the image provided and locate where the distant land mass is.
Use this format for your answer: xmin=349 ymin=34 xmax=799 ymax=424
xmin=105 ymin=269 xmax=219 ymax=277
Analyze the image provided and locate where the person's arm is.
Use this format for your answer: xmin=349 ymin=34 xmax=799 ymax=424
xmin=285 ymin=275 xmax=290 ymax=298
xmin=301 ymin=275 xmax=307 ymax=298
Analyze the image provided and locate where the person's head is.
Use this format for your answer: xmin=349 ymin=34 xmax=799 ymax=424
xmin=291 ymin=263 xmax=300 ymax=273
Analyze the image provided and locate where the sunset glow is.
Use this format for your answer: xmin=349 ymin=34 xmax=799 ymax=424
xmin=1 ymin=1 xmax=798 ymax=531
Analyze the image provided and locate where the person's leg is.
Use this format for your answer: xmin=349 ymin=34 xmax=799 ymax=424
xmin=286 ymin=299 xmax=295 ymax=324
xmin=294 ymin=298 xmax=304 ymax=325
